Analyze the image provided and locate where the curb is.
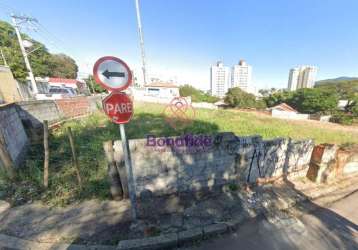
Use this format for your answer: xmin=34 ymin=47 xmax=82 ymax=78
xmin=117 ymin=222 xmax=231 ymax=250
xmin=0 ymin=234 xmax=116 ymax=250
xmin=1 ymin=175 xmax=357 ymax=250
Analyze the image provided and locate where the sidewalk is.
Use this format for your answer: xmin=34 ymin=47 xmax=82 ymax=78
xmin=0 ymin=174 xmax=357 ymax=249
xmin=0 ymin=199 xmax=132 ymax=245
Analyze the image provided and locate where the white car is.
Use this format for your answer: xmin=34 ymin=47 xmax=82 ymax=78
xmin=36 ymin=87 xmax=77 ymax=100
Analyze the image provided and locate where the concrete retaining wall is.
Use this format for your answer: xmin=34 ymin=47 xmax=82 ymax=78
xmin=16 ymin=100 xmax=61 ymax=129
xmin=0 ymin=103 xmax=29 ymax=168
xmin=17 ymin=96 xmax=103 ymax=128
xmin=112 ymin=133 xmax=314 ymax=197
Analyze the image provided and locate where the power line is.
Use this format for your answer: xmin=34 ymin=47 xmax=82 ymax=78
xmin=30 ymin=21 xmax=74 ymax=55
xmin=0 ymin=1 xmax=17 ymax=16
xmin=1 ymin=1 xmax=65 ymax=53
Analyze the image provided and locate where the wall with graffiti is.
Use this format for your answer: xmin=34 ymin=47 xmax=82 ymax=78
xmin=113 ymin=132 xmax=314 ymax=197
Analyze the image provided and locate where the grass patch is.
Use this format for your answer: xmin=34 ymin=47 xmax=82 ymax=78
xmin=1 ymin=102 xmax=357 ymax=206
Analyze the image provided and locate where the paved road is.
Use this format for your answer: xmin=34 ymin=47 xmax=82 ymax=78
xmin=189 ymin=191 xmax=358 ymax=250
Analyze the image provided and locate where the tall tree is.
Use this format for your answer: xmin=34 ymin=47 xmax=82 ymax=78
xmin=49 ymin=54 xmax=78 ymax=79
xmin=0 ymin=20 xmax=78 ymax=80
xmin=225 ymin=87 xmax=266 ymax=108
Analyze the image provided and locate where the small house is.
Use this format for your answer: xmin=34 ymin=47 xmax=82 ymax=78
xmin=269 ymin=103 xmax=309 ymax=120
xmin=144 ymin=82 xmax=179 ymax=99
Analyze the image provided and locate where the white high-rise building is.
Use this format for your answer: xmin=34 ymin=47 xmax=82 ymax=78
xmin=299 ymin=66 xmax=318 ymax=89
xmin=288 ymin=68 xmax=300 ymax=91
xmin=288 ymin=65 xmax=318 ymax=91
xmin=231 ymin=60 xmax=252 ymax=92
xmin=210 ymin=61 xmax=230 ymax=97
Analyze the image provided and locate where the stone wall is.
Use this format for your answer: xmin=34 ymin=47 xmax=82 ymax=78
xmin=0 ymin=103 xmax=28 ymax=168
xmin=112 ymin=133 xmax=314 ymax=197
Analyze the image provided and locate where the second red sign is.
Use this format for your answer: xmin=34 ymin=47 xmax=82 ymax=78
xmin=102 ymin=92 xmax=133 ymax=124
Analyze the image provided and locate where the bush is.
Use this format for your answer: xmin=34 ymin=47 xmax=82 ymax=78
xmin=330 ymin=112 xmax=354 ymax=125
xmin=254 ymin=99 xmax=267 ymax=109
xmin=345 ymin=97 xmax=358 ymax=117
xmin=225 ymin=87 xmax=266 ymax=109
xmin=179 ymin=84 xmax=219 ymax=103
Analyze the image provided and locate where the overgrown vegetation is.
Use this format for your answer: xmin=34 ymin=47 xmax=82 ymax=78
xmin=225 ymin=87 xmax=266 ymax=109
xmin=1 ymin=102 xmax=357 ymax=207
xmin=85 ymin=75 xmax=107 ymax=93
xmin=179 ymin=84 xmax=219 ymax=103
xmin=0 ymin=20 xmax=78 ymax=80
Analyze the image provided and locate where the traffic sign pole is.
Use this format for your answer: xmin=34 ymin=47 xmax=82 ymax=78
xmin=119 ymin=123 xmax=138 ymax=220
xmin=93 ymin=56 xmax=138 ymax=221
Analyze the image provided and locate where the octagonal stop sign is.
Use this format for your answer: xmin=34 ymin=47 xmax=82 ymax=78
xmin=102 ymin=92 xmax=133 ymax=124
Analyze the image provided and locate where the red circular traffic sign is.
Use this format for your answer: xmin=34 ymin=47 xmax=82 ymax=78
xmin=102 ymin=92 xmax=133 ymax=124
xmin=93 ymin=56 xmax=132 ymax=91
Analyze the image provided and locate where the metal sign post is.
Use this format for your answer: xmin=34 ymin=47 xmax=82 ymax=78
xmin=93 ymin=56 xmax=138 ymax=221
xmin=119 ymin=123 xmax=137 ymax=220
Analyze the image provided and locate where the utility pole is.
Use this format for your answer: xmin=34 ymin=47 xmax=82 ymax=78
xmin=0 ymin=48 xmax=7 ymax=66
xmin=134 ymin=0 xmax=148 ymax=86
xmin=11 ymin=14 xmax=39 ymax=95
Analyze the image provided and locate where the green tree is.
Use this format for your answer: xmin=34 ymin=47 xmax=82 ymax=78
xmin=49 ymin=54 xmax=78 ymax=78
xmin=258 ymin=88 xmax=277 ymax=97
xmin=179 ymin=84 xmax=219 ymax=103
xmin=315 ymin=80 xmax=358 ymax=100
xmin=264 ymin=88 xmax=339 ymax=114
xmin=225 ymin=87 xmax=265 ymax=109
xmin=0 ymin=20 xmax=78 ymax=80
xmin=292 ymin=88 xmax=339 ymax=114
xmin=345 ymin=97 xmax=358 ymax=117
xmin=263 ymin=90 xmax=293 ymax=107
xmin=85 ymin=75 xmax=106 ymax=93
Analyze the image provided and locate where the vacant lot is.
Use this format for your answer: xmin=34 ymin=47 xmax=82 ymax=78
xmin=126 ymin=102 xmax=358 ymax=145
xmin=1 ymin=101 xmax=357 ymax=207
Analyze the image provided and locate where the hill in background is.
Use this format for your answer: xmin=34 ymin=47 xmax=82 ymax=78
xmin=314 ymin=77 xmax=358 ymax=100
xmin=315 ymin=77 xmax=358 ymax=86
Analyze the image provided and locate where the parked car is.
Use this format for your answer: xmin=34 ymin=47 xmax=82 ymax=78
xmin=36 ymin=87 xmax=77 ymax=100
